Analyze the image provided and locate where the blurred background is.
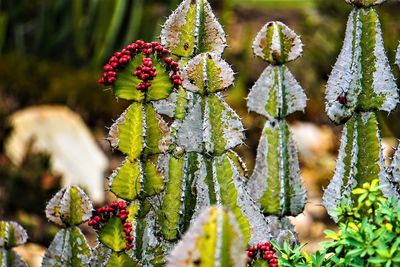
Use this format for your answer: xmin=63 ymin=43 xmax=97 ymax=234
xmin=1 ymin=0 xmax=399 ymax=265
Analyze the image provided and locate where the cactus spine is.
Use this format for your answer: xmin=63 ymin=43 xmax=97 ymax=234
xmin=247 ymin=21 xmax=307 ymax=241
xmin=322 ymin=0 xmax=399 ymax=220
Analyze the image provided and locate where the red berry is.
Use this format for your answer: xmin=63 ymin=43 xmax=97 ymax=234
xmin=119 ymin=57 xmax=128 ymax=64
xmin=151 ymin=42 xmax=159 ymax=47
xmin=103 ymin=65 xmax=113 ymax=71
xmin=110 ymin=62 xmax=118 ymax=68
xmin=155 ymin=45 xmax=163 ymax=52
xmin=173 ymin=79 xmax=182 ymax=86
xmin=98 ymin=78 xmax=105 ymax=84
xmin=136 ymin=40 xmax=145 ymax=47
xmin=124 ymin=222 xmax=132 ymax=227
xmin=163 ymin=57 xmax=172 ymax=64
xmin=108 ymin=77 xmax=116 ymax=83
xmin=162 ymin=48 xmax=169 ymax=54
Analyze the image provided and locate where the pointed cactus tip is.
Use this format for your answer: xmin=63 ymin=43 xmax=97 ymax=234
xmin=45 ymin=185 xmax=93 ymax=226
xmin=253 ymin=21 xmax=303 ymax=65
xmin=167 ymin=206 xmax=247 ymax=267
xmin=0 ymin=221 xmax=28 ymax=248
xmin=181 ymin=52 xmax=235 ymax=94
xmin=161 ymin=0 xmax=226 ymax=57
xmin=345 ymin=0 xmax=387 ymax=7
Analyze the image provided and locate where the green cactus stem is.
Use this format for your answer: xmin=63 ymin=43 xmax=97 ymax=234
xmin=42 ymin=186 xmax=92 ymax=266
xmin=325 ymin=4 xmax=398 ymax=124
xmin=0 ymin=221 xmax=29 ymax=267
xmin=160 ymin=0 xmax=226 ymax=58
xmin=166 ymin=206 xmax=247 ymax=267
xmin=323 ymin=0 xmax=399 ymax=219
xmin=152 ymin=0 xmax=272 ymax=247
xmin=247 ymin=21 xmax=306 ymax=220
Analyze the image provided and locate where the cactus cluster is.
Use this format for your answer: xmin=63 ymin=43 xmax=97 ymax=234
xmin=322 ymin=0 xmax=399 ymax=220
xmin=0 ymin=221 xmax=28 ymax=266
xmin=247 ymin=21 xmax=307 ymax=241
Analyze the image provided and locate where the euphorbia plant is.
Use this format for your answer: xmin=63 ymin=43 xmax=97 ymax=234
xmin=322 ymin=0 xmax=399 ymax=220
xmin=247 ymin=21 xmax=307 ymax=243
xmin=42 ymin=186 xmax=92 ymax=266
xmin=0 ymin=220 xmax=29 ymax=266
xmin=155 ymin=0 xmax=271 ymax=246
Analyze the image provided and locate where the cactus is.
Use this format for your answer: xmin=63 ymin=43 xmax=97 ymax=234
xmin=247 ymin=21 xmax=307 ymax=240
xmin=0 ymin=221 xmax=29 ymax=267
xmin=97 ymin=40 xmax=183 ymax=266
xmin=42 ymin=186 xmax=93 ymax=266
xmin=166 ymin=206 xmax=247 ymax=267
xmin=322 ymin=0 xmax=399 ymax=220
xmin=155 ymin=0 xmax=271 ymax=246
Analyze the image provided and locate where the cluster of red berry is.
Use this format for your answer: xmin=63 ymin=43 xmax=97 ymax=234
xmin=98 ymin=40 xmax=183 ymax=92
xmin=88 ymin=201 xmax=134 ymax=251
xmin=246 ymin=242 xmax=279 ymax=267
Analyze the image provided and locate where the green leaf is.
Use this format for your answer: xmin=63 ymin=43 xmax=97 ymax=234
xmin=106 ymin=252 xmax=139 ymax=267
xmin=98 ymin=218 xmax=126 ymax=252
xmin=108 ymin=103 xmax=143 ymax=161
xmin=143 ymin=104 xmax=171 ymax=156
xmin=159 ymin=156 xmax=185 ymax=240
xmin=161 ymin=0 xmax=226 ymax=58
xmin=113 ymin=54 xmax=174 ymax=101
xmin=42 ymin=226 xmax=91 ymax=266
xmin=142 ymin=155 xmax=164 ymax=196
xmin=109 ymin=159 xmax=142 ymax=201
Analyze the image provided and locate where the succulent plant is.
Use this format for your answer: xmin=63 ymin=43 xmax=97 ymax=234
xmin=167 ymin=206 xmax=247 ymax=267
xmin=396 ymin=43 xmax=400 ymax=68
xmin=0 ymin=221 xmax=29 ymax=267
xmin=247 ymin=21 xmax=306 ymax=241
xmin=323 ymin=0 xmax=399 ymax=220
xmin=154 ymin=0 xmax=271 ymax=247
xmin=42 ymin=186 xmax=93 ymax=266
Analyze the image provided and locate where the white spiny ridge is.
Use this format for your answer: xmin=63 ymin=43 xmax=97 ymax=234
xmin=181 ymin=53 xmax=235 ymax=94
xmin=325 ymin=8 xmax=398 ymax=124
xmin=323 ymin=112 xmax=386 ymax=221
xmin=166 ymin=207 xmax=247 ymax=267
xmin=248 ymin=120 xmax=306 ymax=217
xmin=0 ymin=221 xmax=28 ymax=248
xmin=252 ymin=21 xmax=303 ymax=64
xmin=247 ymin=21 xmax=306 ymax=225
xmin=247 ymin=65 xmax=307 ymax=119
xmin=161 ymin=0 xmax=226 ymax=58
xmin=45 ymin=186 xmax=93 ymax=226
xmin=42 ymin=227 xmax=91 ymax=266
xmin=0 ymin=249 xmax=28 ymax=267
xmin=396 ymin=43 xmax=400 ymax=68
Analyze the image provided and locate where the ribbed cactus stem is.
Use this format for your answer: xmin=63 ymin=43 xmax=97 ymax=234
xmin=42 ymin=186 xmax=93 ymax=266
xmin=167 ymin=207 xmax=247 ymax=267
xmin=247 ymin=21 xmax=306 ymax=241
xmin=0 ymin=221 xmax=29 ymax=266
xmin=323 ymin=0 xmax=399 ymax=219
xmin=155 ymin=0 xmax=271 ymax=247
